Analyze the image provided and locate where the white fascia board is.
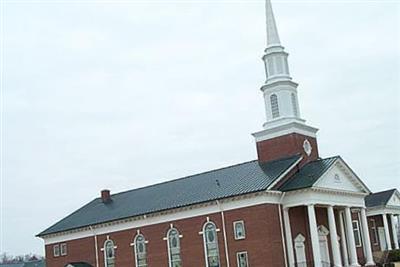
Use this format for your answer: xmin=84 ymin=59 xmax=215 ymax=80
xmin=366 ymin=206 xmax=400 ymax=216
xmin=261 ymin=79 xmax=298 ymax=92
xmin=41 ymin=191 xmax=282 ymax=245
xmin=252 ymin=121 xmax=318 ymax=142
xmin=282 ymin=188 xmax=367 ymax=209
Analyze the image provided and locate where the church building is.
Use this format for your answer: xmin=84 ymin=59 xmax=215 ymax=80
xmin=38 ymin=1 xmax=400 ymax=267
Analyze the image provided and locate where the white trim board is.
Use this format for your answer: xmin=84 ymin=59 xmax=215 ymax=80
xmin=282 ymin=188 xmax=367 ymax=208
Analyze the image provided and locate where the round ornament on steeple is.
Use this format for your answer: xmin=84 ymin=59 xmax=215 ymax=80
xmin=303 ymin=139 xmax=312 ymax=156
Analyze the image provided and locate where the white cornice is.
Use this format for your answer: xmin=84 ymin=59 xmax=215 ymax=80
xmin=252 ymin=121 xmax=318 ymax=142
xmin=282 ymin=188 xmax=367 ymax=209
xmin=366 ymin=206 xmax=400 ymax=216
xmin=261 ymin=79 xmax=298 ymax=91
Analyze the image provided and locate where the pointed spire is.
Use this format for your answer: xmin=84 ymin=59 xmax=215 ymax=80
xmin=265 ymin=0 xmax=281 ymax=47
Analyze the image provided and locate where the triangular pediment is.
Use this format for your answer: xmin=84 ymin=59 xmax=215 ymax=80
xmin=314 ymin=158 xmax=370 ymax=194
xmin=387 ymin=190 xmax=400 ymax=207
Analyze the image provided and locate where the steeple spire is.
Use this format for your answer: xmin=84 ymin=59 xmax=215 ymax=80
xmin=265 ymin=0 xmax=281 ymax=47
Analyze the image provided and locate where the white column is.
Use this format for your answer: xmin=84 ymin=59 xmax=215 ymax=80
xmin=382 ymin=213 xmax=392 ymax=250
xmin=390 ymin=214 xmax=399 ymax=249
xmin=339 ymin=212 xmax=349 ymax=267
xmin=344 ymin=207 xmax=360 ymax=267
xmin=307 ymin=204 xmax=322 ymax=267
xmin=328 ymin=206 xmax=342 ymax=267
xmin=283 ymin=208 xmax=295 ymax=267
xmin=360 ymin=208 xmax=375 ymax=266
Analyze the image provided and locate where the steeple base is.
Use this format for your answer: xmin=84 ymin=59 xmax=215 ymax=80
xmin=252 ymin=122 xmax=319 ymax=164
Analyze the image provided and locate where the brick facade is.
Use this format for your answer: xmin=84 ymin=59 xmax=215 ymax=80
xmin=45 ymin=204 xmax=286 ymax=267
xmin=256 ymin=133 xmax=319 ymax=165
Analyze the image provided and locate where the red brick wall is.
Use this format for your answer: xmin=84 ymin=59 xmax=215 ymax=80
xmin=288 ymin=206 xmax=314 ymax=265
xmin=45 ymin=203 xmax=286 ymax=267
xmin=256 ymin=133 xmax=319 ymax=165
xmin=368 ymin=215 xmax=383 ymax=252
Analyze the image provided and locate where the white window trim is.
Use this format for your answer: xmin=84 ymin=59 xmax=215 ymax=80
xmin=131 ymin=231 xmax=148 ymax=267
xmin=233 ymin=220 xmax=246 ymax=240
xmin=236 ymin=251 xmax=249 ymax=267
xmin=53 ymin=244 xmax=60 ymax=257
xmin=163 ymin=225 xmax=183 ymax=267
xmin=352 ymin=220 xmax=362 ymax=247
xmin=101 ymin=237 xmax=117 ymax=267
xmin=200 ymin=220 xmax=221 ymax=267
xmin=370 ymin=219 xmax=379 ymax=245
xmin=60 ymin=243 xmax=67 ymax=256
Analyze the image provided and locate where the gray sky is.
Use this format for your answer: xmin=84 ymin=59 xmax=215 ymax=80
xmin=1 ymin=0 xmax=399 ymax=256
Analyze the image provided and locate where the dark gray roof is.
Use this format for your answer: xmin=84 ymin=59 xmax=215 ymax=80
xmin=39 ymin=155 xmax=301 ymax=236
xmin=365 ymin=189 xmax=397 ymax=208
xmin=279 ymin=156 xmax=339 ymax=192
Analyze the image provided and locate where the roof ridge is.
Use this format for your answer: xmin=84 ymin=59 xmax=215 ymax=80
xmin=109 ymin=159 xmax=259 ymax=198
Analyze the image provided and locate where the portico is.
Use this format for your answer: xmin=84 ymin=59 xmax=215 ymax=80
xmin=279 ymin=157 xmax=375 ymax=267
xmin=366 ymin=189 xmax=400 ymax=252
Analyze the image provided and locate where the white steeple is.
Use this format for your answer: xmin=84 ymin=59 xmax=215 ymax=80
xmin=253 ymin=0 xmax=318 ymax=143
xmin=265 ymin=0 xmax=281 ymax=47
xmin=261 ymin=0 xmax=303 ymax=128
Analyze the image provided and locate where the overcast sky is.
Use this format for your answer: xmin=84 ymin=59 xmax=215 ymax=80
xmin=1 ymin=0 xmax=399 ymax=256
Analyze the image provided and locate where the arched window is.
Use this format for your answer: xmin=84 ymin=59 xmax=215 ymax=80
xmin=203 ymin=222 xmax=220 ymax=267
xmin=291 ymin=93 xmax=298 ymax=116
xmin=167 ymin=228 xmax=182 ymax=267
xmin=270 ymin=94 xmax=280 ymax=118
xmin=104 ymin=239 xmax=115 ymax=267
xmin=134 ymin=234 xmax=147 ymax=267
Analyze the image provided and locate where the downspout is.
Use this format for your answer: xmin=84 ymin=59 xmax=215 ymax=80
xmin=216 ymin=200 xmax=230 ymax=267
xmin=90 ymin=226 xmax=99 ymax=267
xmin=278 ymin=192 xmax=288 ymax=267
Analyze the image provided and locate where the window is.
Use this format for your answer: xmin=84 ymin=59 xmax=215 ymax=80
xmin=291 ymin=93 xmax=298 ymax=116
xmin=104 ymin=239 xmax=115 ymax=267
xmin=60 ymin=243 xmax=67 ymax=256
xmin=53 ymin=244 xmax=60 ymax=257
xmin=270 ymin=94 xmax=280 ymax=118
xmin=237 ymin=251 xmax=249 ymax=267
xmin=203 ymin=222 xmax=220 ymax=267
xmin=134 ymin=234 xmax=147 ymax=267
xmin=370 ymin=219 xmax=379 ymax=245
xmin=167 ymin=228 xmax=182 ymax=267
xmin=233 ymin=221 xmax=246 ymax=240
xmin=352 ymin=220 xmax=362 ymax=247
